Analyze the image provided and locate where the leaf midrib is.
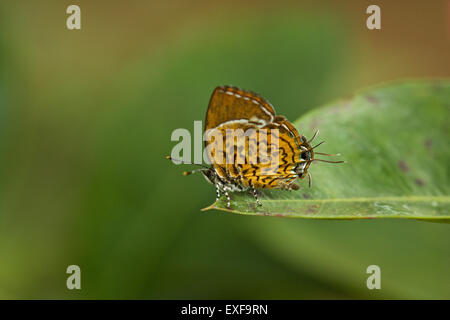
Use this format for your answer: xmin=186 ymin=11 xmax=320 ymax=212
xmin=204 ymin=195 xmax=450 ymax=219
xmin=257 ymin=196 xmax=449 ymax=203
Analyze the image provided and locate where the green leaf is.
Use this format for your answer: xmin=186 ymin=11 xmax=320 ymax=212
xmin=204 ymin=80 xmax=450 ymax=221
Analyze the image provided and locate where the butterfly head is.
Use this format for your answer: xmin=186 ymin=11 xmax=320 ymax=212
xmin=294 ymin=135 xmax=315 ymax=178
xmin=293 ymin=131 xmax=344 ymax=183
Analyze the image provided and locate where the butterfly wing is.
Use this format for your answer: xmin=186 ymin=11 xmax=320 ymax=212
xmin=204 ymin=86 xmax=276 ymax=167
xmin=239 ymin=124 xmax=303 ymax=189
xmin=205 ymin=86 xmax=276 ymax=132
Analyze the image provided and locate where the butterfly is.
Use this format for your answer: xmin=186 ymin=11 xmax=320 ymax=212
xmin=168 ymin=86 xmax=342 ymax=208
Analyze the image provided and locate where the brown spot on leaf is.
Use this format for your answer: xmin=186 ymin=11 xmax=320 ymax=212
xmin=309 ymin=118 xmax=320 ymax=131
xmin=433 ymin=80 xmax=444 ymax=92
xmin=415 ymin=178 xmax=425 ymax=187
xmin=424 ymin=139 xmax=432 ymax=150
xmin=366 ymin=95 xmax=379 ymax=105
xmin=302 ymin=193 xmax=311 ymax=199
xmin=328 ymin=103 xmax=352 ymax=116
xmin=306 ymin=204 xmax=319 ymax=214
xmin=398 ymin=160 xmax=409 ymax=173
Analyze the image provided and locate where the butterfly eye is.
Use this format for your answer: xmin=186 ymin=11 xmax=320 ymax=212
xmin=301 ymin=150 xmax=312 ymax=161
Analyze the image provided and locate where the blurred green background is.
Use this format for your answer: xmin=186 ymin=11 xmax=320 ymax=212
xmin=0 ymin=0 xmax=449 ymax=299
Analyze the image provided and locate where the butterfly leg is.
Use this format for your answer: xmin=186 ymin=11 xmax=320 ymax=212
xmin=224 ymin=189 xmax=231 ymax=208
xmin=215 ymin=184 xmax=221 ymax=202
xmin=250 ymin=186 xmax=262 ymax=207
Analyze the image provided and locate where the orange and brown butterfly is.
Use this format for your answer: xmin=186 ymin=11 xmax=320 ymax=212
xmin=167 ymin=86 xmax=342 ymax=208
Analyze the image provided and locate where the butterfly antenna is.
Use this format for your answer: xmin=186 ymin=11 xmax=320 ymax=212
xmin=312 ymin=159 xmax=345 ymax=164
xmin=307 ymin=130 xmax=319 ymax=143
xmin=311 ymin=141 xmax=325 ymax=150
xmin=182 ymin=169 xmax=205 ymax=176
xmin=166 ymin=156 xmax=211 ymax=175
xmin=315 ymin=152 xmax=341 ymax=157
